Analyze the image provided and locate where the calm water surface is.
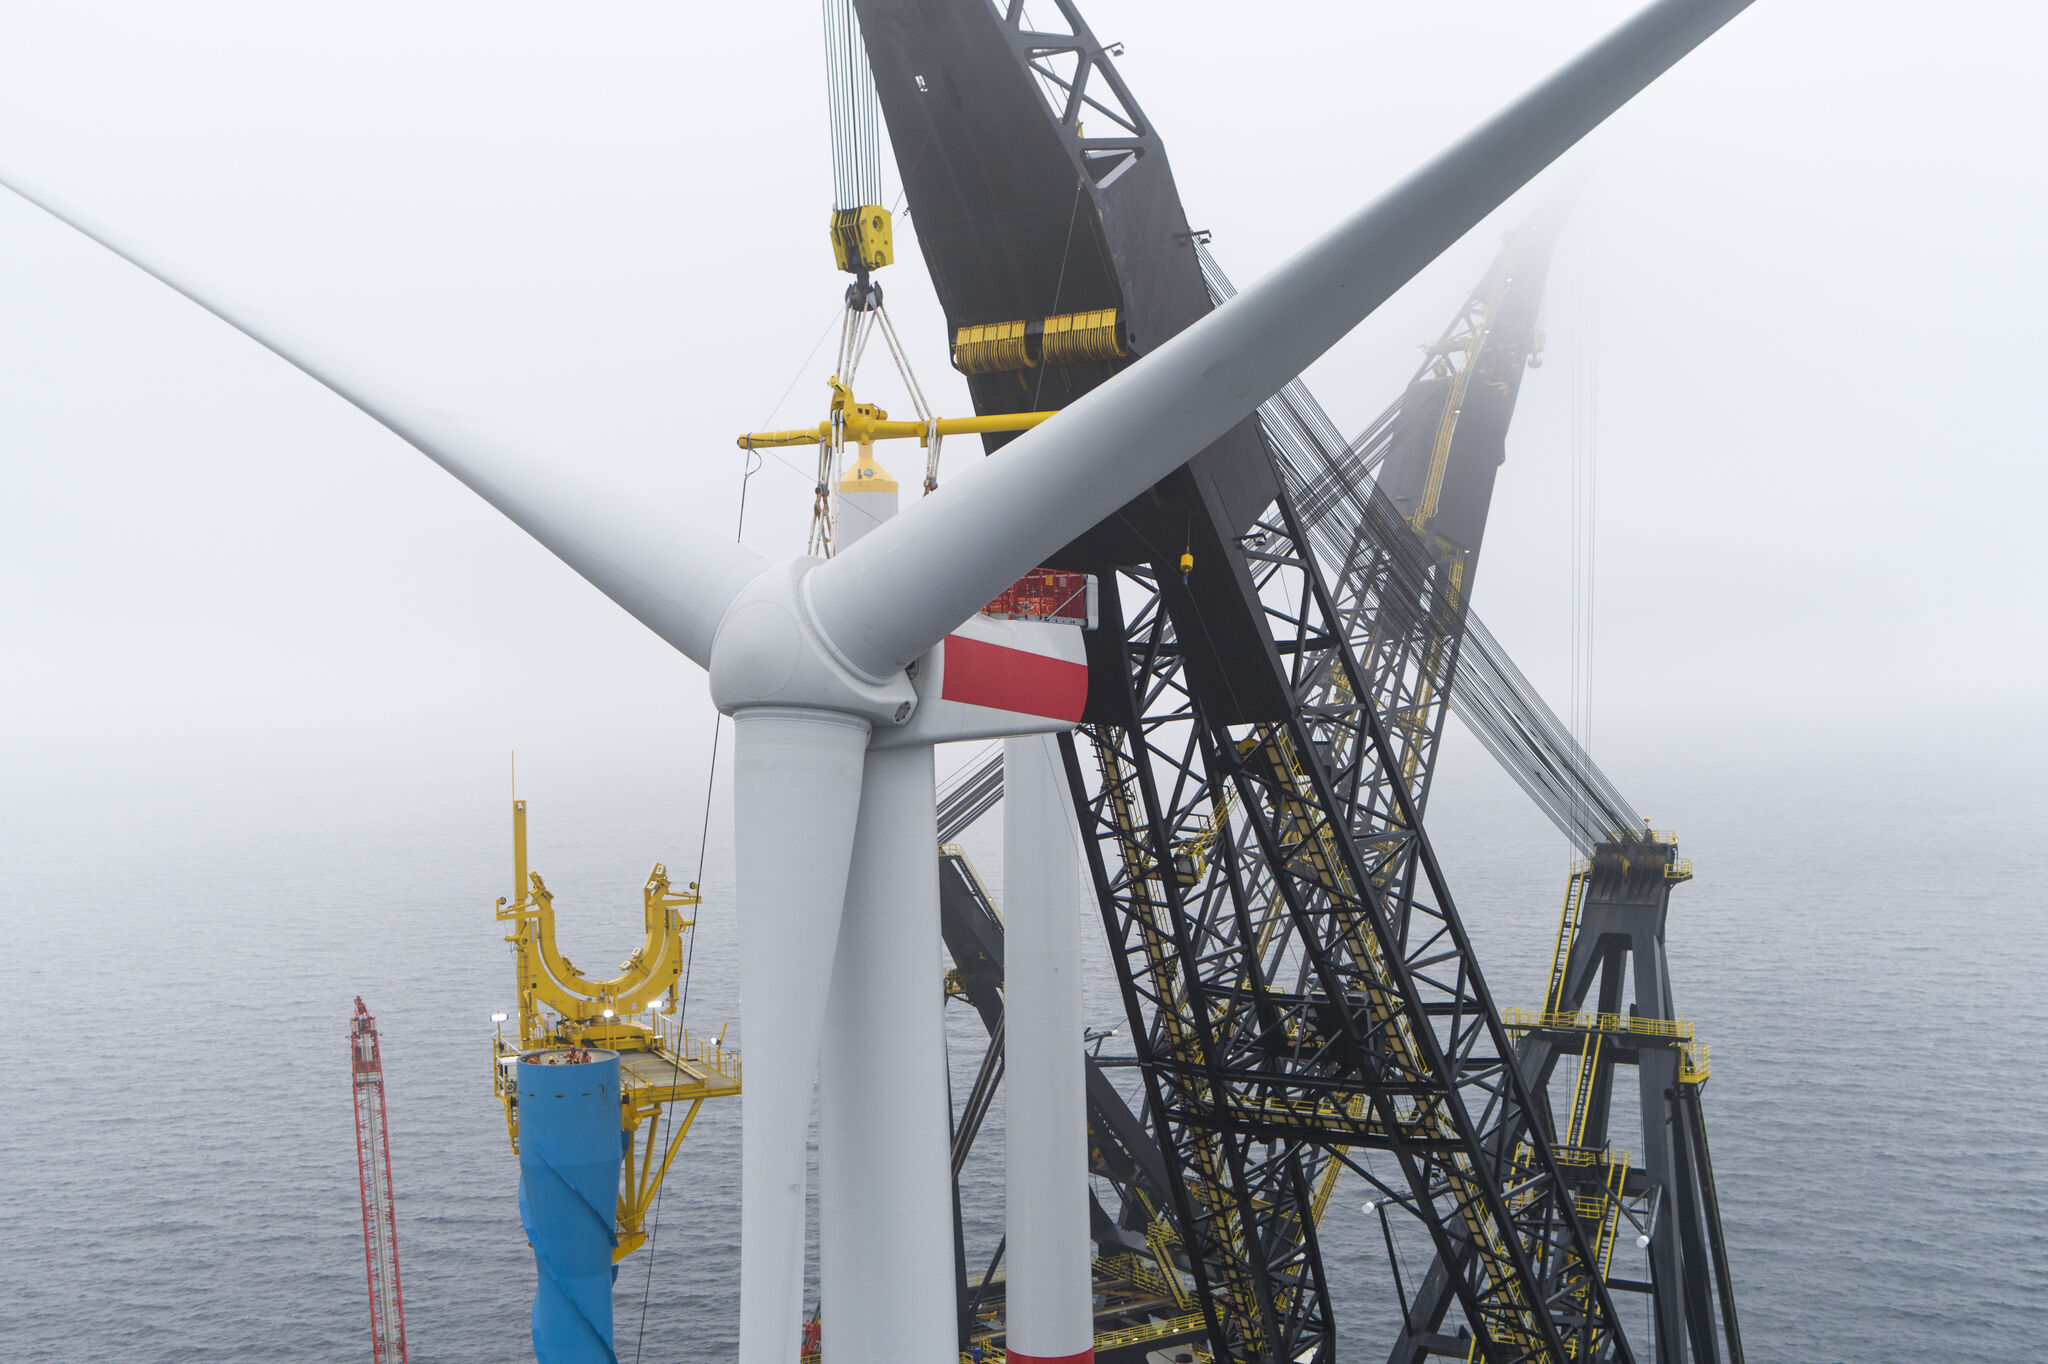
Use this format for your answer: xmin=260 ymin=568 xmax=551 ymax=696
xmin=3 ymin=731 xmax=2042 ymax=1361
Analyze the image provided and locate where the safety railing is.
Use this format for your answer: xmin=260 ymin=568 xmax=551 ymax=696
xmin=1502 ymin=1007 xmax=1695 ymax=1042
xmin=1091 ymin=1312 xmax=1208 ymax=1353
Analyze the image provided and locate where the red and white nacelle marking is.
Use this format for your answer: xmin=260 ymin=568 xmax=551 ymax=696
xmin=869 ymin=611 xmax=1088 ymax=749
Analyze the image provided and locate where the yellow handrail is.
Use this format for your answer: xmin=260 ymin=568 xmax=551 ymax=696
xmin=1502 ymin=1006 xmax=1696 ymax=1042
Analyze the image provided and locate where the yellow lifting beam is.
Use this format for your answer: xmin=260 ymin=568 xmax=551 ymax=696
xmin=737 ymin=377 xmax=1057 ymax=450
xmin=489 ymin=799 xmax=740 ymax=1262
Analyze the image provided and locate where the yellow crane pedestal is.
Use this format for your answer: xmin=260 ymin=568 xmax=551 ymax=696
xmin=489 ymin=800 xmax=740 ymax=1262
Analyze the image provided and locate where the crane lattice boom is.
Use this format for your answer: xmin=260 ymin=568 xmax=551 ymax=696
xmin=351 ymin=997 xmax=408 ymax=1364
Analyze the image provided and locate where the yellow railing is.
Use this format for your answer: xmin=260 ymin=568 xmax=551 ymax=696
xmin=670 ymin=1025 xmax=742 ymax=1087
xmin=1543 ymin=868 xmax=1591 ymax=1015
xmin=1144 ymin=1216 xmax=1193 ymax=1309
xmin=1547 ymin=1145 xmax=1631 ymax=1170
xmin=1092 ymin=1312 xmax=1208 ymax=1352
xmin=1502 ymin=1007 xmax=1695 ymax=1042
xmin=1681 ymin=1043 xmax=1711 ymax=1084
xmin=1564 ymin=1033 xmax=1603 ymax=1149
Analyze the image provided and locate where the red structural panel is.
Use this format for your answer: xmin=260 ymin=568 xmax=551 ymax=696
xmin=941 ymin=635 xmax=1088 ymax=721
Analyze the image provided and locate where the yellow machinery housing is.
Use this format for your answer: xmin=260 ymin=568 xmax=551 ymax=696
xmin=950 ymin=307 xmax=1127 ymax=374
xmin=490 ymin=799 xmax=740 ymax=1261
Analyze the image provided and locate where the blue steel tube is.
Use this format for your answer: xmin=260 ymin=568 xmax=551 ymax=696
xmin=517 ymin=1049 xmax=623 ymax=1364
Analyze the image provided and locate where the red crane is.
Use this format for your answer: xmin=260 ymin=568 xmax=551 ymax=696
xmin=350 ymin=998 xmax=409 ymax=1364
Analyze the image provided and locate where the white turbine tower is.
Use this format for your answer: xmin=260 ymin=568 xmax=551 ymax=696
xmin=1002 ymin=729 xmax=1093 ymax=1364
xmin=0 ymin=2 xmax=1757 ymax=1360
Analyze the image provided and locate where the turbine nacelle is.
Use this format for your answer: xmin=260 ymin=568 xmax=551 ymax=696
xmin=872 ymin=610 xmax=1089 ymax=749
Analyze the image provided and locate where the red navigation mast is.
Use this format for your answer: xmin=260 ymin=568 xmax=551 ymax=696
xmin=350 ymin=998 xmax=409 ymax=1364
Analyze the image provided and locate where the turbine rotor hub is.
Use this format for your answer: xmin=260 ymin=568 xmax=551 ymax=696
xmin=708 ymin=557 xmax=919 ymax=728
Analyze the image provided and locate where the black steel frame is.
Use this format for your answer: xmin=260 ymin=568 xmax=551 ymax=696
xmin=1061 ymin=487 xmax=1634 ymax=1364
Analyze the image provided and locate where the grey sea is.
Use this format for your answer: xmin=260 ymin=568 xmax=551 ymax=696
xmin=4 ymin=726 xmax=2044 ymax=1362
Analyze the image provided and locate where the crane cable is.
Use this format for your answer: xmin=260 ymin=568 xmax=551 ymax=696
xmin=814 ymin=290 xmax=936 ymax=556
xmin=812 ymin=0 xmax=953 ymax=551
xmin=823 ymin=0 xmax=881 ymax=213
xmin=1568 ymin=218 xmax=1599 ymax=864
xmin=629 ymin=447 xmax=765 ymax=1364
xmin=1554 ymin=223 xmax=1602 ymax=1171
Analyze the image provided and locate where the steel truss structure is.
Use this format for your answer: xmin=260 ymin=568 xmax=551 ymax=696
xmin=350 ymin=997 xmax=409 ymax=1364
xmin=854 ymin=1 xmax=1743 ymax=1360
xmin=1394 ymin=842 xmax=1744 ymax=1364
xmin=1061 ymin=487 xmax=1632 ymax=1364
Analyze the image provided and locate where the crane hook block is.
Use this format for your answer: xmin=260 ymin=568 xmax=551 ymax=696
xmin=831 ymin=205 xmax=894 ymax=274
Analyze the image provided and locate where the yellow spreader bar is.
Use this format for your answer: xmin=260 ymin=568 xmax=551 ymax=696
xmin=738 ymin=379 xmax=1058 ymax=450
xmin=737 ymin=407 xmax=1056 ymax=450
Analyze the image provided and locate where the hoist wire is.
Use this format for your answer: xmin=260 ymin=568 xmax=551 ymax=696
xmin=871 ymin=305 xmax=932 ymax=425
xmin=823 ymin=0 xmax=882 ymax=210
xmin=632 ymin=446 xmax=761 ymax=1364
xmin=1197 ymin=241 xmax=1644 ymax=851
xmin=818 ymin=301 xmax=935 ymax=547
xmin=849 ymin=307 xmax=878 ymax=379
xmin=1032 ymin=173 xmax=1088 ymax=410
xmin=1568 ymin=222 xmax=1600 ymax=857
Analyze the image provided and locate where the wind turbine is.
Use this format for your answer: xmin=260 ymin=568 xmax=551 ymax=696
xmin=0 ymin=2 xmax=1757 ymax=1360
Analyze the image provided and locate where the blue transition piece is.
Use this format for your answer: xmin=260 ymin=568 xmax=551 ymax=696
xmin=517 ymin=1048 xmax=623 ymax=1364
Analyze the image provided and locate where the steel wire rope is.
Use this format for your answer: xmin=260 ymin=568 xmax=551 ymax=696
xmin=755 ymin=305 xmax=858 ymax=515
xmin=1567 ymin=222 xmax=1600 ymax=869
xmin=623 ymin=189 xmax=905 ymax=1322
xmin=626 ymin=386 xmax=773 ymax=1364
xmin=633 ymin=41 xmax=936 ymax=1346
xmin=823 ymin=0 xmax=881 ymax=211
xmin=1032 ymin=171 xmax=1088 ymax=412
xmin=1199 ymin=238 xmax=1640 ymax=848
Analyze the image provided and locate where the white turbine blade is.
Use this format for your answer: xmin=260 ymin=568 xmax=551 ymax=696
xmin=807 ymin=0 xmax=1753 ymax=681
xmin=0 ymin=174 xmax=764 ymax=668
xmin=731 ymin=706 xmax=870 ymax=1364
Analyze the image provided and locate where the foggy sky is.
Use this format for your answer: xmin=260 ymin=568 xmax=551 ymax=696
xmin=3 ymin=0 xmax=2041 ymax=795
